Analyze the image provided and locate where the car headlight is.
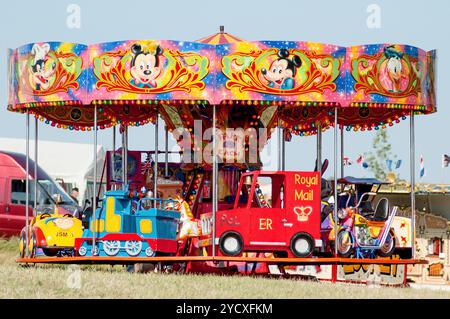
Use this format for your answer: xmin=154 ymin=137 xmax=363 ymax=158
xmin=337 ymin=209 xmax=348 ymax=220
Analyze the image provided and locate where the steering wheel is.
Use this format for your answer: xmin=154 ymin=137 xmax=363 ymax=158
xmin=40 ymin=212 xmax=52 ymax=219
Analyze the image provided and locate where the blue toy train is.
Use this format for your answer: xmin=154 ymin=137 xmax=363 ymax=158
xmin=75 ymin=188 xmax=180 ymax=257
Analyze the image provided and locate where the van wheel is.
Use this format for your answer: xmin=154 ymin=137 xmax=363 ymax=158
xmin=290 ymin=233 xmax=314 ymax=257
xmin=219 ymin=231 xmax=243 ymax=256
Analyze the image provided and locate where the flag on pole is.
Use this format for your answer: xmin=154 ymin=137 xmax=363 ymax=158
xmin=343 ymin=156 xmax=352 ymax=166
xmin=419 ymin=155 xmax=426 ymax=179
xmin=395 ymin=159 xmax=402 ymax=169
xmin=356 ymin=155 xmax=363 ymax=165
xmin=141 ymin=152 xmax=153 ymax=175
xmin=386 ymin=159 xmax=393 ymax=171
xmin=442 ymin=154 xmax=450 ymax=168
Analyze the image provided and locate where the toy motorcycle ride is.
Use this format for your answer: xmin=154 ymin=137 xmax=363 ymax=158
xmin=325 ymin=190 xmax=398 ymax=258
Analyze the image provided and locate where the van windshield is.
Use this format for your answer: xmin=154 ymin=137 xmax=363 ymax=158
xmin=11 ymin=179 xmax=76 ymax=207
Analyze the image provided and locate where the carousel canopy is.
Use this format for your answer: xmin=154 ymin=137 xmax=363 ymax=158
xmin=7 ymin=36 xmax=436 ymax=136
xmin=196 ymin=26 xmax=244 ymax=44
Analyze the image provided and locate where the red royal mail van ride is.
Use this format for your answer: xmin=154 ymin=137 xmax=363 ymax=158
xmin=201 ymin=170 xmax=322 ymax=258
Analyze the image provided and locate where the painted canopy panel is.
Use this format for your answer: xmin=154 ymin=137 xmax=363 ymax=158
xmin=216 ymin=41 xmax=346 ymax=104
xmin=88 ymin=40 xmax=214 ymax=103
xmin=344 ymin=44 xmax=436 ymax=112
xmin=8 ymin=42 xmax=88 ymax=106
xmin=6 ymin=40 xmax=437 ymax=130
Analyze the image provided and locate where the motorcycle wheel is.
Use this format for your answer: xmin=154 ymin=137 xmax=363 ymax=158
xmin=336 ymin=230 xmax=354 ymax=258
xmin=378 ymin=230 xmax=396 ymax=257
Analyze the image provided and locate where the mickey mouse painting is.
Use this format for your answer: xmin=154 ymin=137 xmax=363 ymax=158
xmin=261 ymin=49 xmax=301 ymax=90
xmin=30 ymin=43 xmax=57 ymax=91
xmin=129 ymin=43 xmax=164 ymax=88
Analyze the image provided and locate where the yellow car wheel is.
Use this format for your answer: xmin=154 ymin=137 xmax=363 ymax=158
xmin=28 ymin=232 xmax=37 ymax=258
xmin=19 ymin=231 xmax=26 ymax=258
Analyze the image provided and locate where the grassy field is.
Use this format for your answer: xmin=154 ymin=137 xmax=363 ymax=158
xmin=1 ymin=237 xmax=449 ymax=299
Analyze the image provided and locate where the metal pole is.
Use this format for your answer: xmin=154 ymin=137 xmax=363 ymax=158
xmin=112 ymin=126 xmax=116 ymax=188
xmin=281 ymin=128 xmax=286 ymax=171
xmin=34 ymin=117 xmax=38 ymax=211
xmin=277 ymin=118 xmax=282 ymax=171
xmin=121 ymin=126 xmax=125 ymax=188
xmin=125 ymin=126 xmax=128 ymax=186
xmin=340 ymin=126 xmax=344 ymax=178
xmin=92 ymin=105 xmax=98 ymax=255
xmin=154 ymin=115 xmax=159 ymax=204
xmin=333 ymin=108 xmax=338 ymax=256
xmin=410 ymin=111 xmax=416 ymax=259
xmin=165 ymin=125 xmax=169 ymax=177
xmin=316 ymin=123 xmax=322 ymax=172
xmin=25 ymin=110 xmax=30 ymax=256
xmin=212 ymin=104 xmax=217 ymax=257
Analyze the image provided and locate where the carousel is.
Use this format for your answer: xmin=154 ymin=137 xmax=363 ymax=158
xmin=8 ymin=27 xmax=436 ymax=285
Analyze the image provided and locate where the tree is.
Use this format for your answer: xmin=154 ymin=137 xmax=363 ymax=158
xmin=364 ymin=129 xmax=397 ymax=181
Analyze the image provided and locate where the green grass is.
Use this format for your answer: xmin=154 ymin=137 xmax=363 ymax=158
xmin=0 ymin=238 xmax=449 ymax=299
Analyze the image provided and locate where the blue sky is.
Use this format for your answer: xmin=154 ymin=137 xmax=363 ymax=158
xmin=0 ymin=0 xmax=448 ymax=183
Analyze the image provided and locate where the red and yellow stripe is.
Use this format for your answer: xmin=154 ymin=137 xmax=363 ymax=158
xmin=196 ymin=32 xmax=243 ymax=44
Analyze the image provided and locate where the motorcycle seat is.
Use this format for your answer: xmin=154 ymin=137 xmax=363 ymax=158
xmin=366 ymin=198 xmax=389 ymax=221
xmin=359 ymin=201 xmax=374 ymax=214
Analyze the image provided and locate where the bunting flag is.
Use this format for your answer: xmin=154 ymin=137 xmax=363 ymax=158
xmin=356 ymin=155 xmax=364 ymax=165
xmin=395 ymin=159 xmax=402 ymax=169
xmin=343 ymin=156 xmax=352 ymax=166
xmin=141 ymin=152 xmax=153 ymax=175
xmin=362 ymin=161 xmax=369 ymax=169
xmin=386 ymin=159 xmax=393 ymax=171
xmin=443 ymin=154 xmax=450 ymax=168
xmin=419 ymin=155 xmax=426 ymax=178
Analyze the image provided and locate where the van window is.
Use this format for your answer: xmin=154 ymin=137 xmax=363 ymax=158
xmin=10 ymin=179 xmax=76 ymax=206
xmin=252 ymin=175 xmax=285 ymax=209
xmin=11 ymin=179 xmax=35 ymax=205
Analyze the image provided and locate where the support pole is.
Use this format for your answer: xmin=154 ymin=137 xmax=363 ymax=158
xmin=121 ymin=126 xmax=128 ymax=187
xmin=34 ymin=117 xmax=38 ymax=211
xmin=333 ymin=108 xmax=338 ymax=256
xmin=165 ymin=125 xmax=169 ymax=177
xmin=154 ymin=115 xmax=159 ymax=205
xmin=410 ymin=112 xmax=416 ymax=259
xmin=212 ymin=104 xmax=217 ymax=257
xmin=316 ymin=123 xmax=322 ymax=172
xmin=112 ymin=126 xmax=116 ymax=188
xmin=92 ymin=105 xmax=98 ymax=255
xmin=25 ymin=111 xmax=30 ymax=256
xmin=340 ymin=126 xmax=344 ymax=178
xmin=281 ymin=128 xmax=286 ymax=171
xmin=277 ymin=118 xmax=282 ymax=171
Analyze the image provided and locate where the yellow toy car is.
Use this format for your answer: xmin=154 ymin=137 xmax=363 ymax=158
xmin=19 ymin=208 xmax=83 ymax=258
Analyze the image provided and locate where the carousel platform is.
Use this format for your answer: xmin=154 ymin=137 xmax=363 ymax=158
xmin=16 ymin=255 xmax=428 ymax=266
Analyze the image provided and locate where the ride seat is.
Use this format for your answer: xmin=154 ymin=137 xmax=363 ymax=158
xmin=371 ymin=198 xmax=389 ymax=221
xmin=359 ymin=201 xmax=374 ymax=214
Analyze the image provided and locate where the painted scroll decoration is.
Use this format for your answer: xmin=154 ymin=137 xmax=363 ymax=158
xmin=351 ymin=45 xmax=424 ymax=98
xmin=19 ymin=43 xmax=82 ymax=96
xmin=222 ymin=48 xmax=341 ymax=95
xmin=93 ymin=41 xmax=209 ymax=94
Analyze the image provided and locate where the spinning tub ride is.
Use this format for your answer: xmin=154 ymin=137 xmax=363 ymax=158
xmin=75 ymin=189 xmax=180 ymax=257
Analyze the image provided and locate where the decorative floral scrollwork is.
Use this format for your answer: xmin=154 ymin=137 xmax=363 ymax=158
xmin=351 ymin=47 xmax=423 ymax=98
xmin=222 ymin=48 xmax=341 ymax=95
xmin=93 ymin=43 xmax=209 ymax=94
